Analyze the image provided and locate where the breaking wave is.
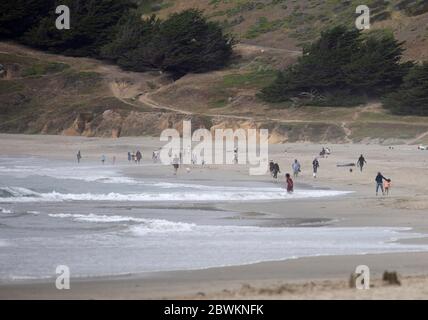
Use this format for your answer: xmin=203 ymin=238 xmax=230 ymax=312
xmin=48 ymin=213 xmax=195 ymax=234
xmin=0 ymin=186 xmax=351 ymax=203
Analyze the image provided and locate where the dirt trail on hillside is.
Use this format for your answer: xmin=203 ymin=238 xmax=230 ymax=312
xmin=407 ymin=131 xmax=428 ymax=145
xmin=235 ymin=43 xmax=301 ymax=56
xmin=3 ymin=42 xmax=428 ymax=143
xmin=139 ymin=93 xmax=193 ymax=115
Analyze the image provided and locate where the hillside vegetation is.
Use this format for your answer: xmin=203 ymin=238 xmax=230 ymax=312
xmin=1 ymin=0 xmax=428 ymax=143
xmin=153 ymin=0 xmax=428 ymax=61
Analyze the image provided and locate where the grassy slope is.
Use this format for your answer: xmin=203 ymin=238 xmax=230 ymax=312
xmin=0 ymin=43 xmax=157 ymax=136
xmin=1 ymin=1 xmax=428 ymax=142
xmin=156 ymin=0 xmax=428 ymax=61
xmin=145 ymin=0 xmax=428 ymax=143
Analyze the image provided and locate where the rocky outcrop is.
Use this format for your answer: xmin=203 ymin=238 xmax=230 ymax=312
xmin=62 ymin=113 xmax=94 ymax=136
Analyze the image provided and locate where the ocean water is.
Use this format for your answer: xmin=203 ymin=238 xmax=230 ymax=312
xmin=1 ymin=156 xmax=428 ymax=281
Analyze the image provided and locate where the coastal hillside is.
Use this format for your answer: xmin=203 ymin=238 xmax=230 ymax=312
xmin=153 ymin=0 xmax=428 ymax=61
xmin=1 ymin=0 xmax=428 ymax=143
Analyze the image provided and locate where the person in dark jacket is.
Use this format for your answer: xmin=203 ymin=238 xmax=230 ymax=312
xmin=269 ymin=161 xmax=275 ymax=176
xmin=136 ymin=150 xmax=142 ymax=164
xmin=375 ymin=172 xmax=388 ymax=196
xmin=272 ymin=163 xmax=280 ymax=179
xmin=312 ymin=158 xmax=320 ymax=178
xmin=357 ymin=155 xmax=367 ymax=172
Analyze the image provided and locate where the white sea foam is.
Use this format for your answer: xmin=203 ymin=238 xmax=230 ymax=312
xmin=0 ymin=186 xmax=351 ymax=203
xmin=48 ymin=213 xmax=195 ymax=234
xmin=3 ymin=225 xmax=428 ymax=280
xmin=0 ymin=207 xmax=12 ymax=214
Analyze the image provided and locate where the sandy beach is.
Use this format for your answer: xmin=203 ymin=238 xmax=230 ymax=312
xmin=1 ymin=134 xmax=428 ymax=299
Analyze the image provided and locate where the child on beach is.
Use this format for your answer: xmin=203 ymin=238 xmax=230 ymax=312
xmin=285 ymin=173 xmax=294 ymax=194
xmin=384 ymin=179 xmax=392 ymax=195
xmin=375 ymin=172 xmax=388 ymax=196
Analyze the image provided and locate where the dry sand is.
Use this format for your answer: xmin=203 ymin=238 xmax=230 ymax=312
xmin=0 ymin=134 xmax=428 ymax=299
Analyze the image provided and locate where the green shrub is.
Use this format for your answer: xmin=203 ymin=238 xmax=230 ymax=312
xmin=383 ymin=63 xmax=428 ymax=116
xmin=260 ymin=26 xmax=409 ymax=107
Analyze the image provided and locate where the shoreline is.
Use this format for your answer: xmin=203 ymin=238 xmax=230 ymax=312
xmin=1 ymin=134 xmax=428 ymax=299
xmin=2 ymin=251 xmax=428 ymax=299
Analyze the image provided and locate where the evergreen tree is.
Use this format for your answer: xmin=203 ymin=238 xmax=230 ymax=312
xmin=156 ymin=9 xmax=234 ymax=78
xmin=23 ymin=0 xmax=135 ymax=57
xmin=101 ymin=13 xmax=161 ymax=71
xmin=260 ymin=26 xmax=408 ymax=106
xmin=0 ymin=0 xmax=54 ymax=39
xmin=103 ymin=9 xmax=233 ymax=77
xmin=383 ymin=63 xmax=428 ymax=116
xmin=344 ymin=32 xmax=411 ymax=95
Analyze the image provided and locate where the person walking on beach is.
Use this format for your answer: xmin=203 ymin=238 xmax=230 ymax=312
xmin=272 ymin=163 xmax=280 ymax=179
xmin=357 ymin=155 xmax=367 ymax=172
xmin=136 ymin=150 xmax=142 ymax=164
xmin=76 ymin=150 xmax=82 ymax=164
xmin=375 ymin=172 xmax=388 ymax=196
xmin=101 ymin=155 xmax=106 ymax=165
xmin=312 ymin=158 xmax=320 ymax=178
xmin=172 ymin=155 xmax=180 ymax=175
xmin=384 ymin=179 xmax=392 ymax=195
xmin=292 ymin=159 xmax=301 ymax=178
xmin=127 ymin=152 xmax=131 ymax=162
xmin=269 ymin=160 xmax=275 ymax=176
xmin=285 ymin=173 xmax=294 ymax=194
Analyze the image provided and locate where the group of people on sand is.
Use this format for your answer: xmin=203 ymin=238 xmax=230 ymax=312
xmin=319 ymin=147 xmax=331 ymax=158
xmin=76 ymin=150 xmax=142 ymax=165
xmin=375 ymin=171 xmax=392 ymax=196
xmin=76 ymin=145 xmax=392 ymax=197
xmin=269 ymin=160 xmax=295 ymax=194
xmin=128 ymin=151 xmax=143 ymax=164
xmin=356 ymin=154 xmax=391 ymax=196
xmin=269 ymin=149 xmax=392 ymax=197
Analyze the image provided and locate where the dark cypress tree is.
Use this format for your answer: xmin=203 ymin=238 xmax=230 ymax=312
xmin=258 ymin=70 xmax=293 ymax=103
xmin=101 ymin=13 xmax=161 ymax=71
xmin=23 ymin=0 xmax=135 ymax=57
xmin=0 ymin=0 xmax=54 ymax=39
xmin=260 ymin=26 xmax=409 ymax=107
xmin=383 ymin=63 xmax=428 ymax=116
xmin=344 ymin=32 xmax=411 ymax=95
xmin=298 ymin=26 xmax=361 ymax=92
xmin=260 ymin=26 xmax=362 ymax=103
xmin=156 ymin=9 xmax=234 ymax=78
xmin=103 ymin=9 xmax=233 ymax=77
